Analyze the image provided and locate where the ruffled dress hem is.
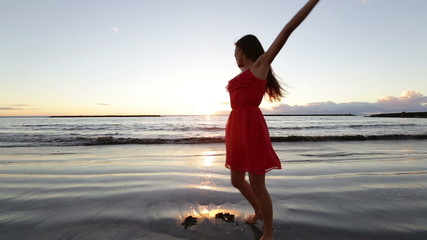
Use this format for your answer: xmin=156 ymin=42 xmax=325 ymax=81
xmin=225 ymin=164 xmax=281 ymax=175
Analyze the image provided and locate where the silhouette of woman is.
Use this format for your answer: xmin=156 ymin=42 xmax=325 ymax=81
xmin=225 ymin=1 xmax=320 ymax=239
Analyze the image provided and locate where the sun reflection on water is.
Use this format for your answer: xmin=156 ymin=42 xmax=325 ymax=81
xmin=202 ymin=151 xmax=216 ymax=167
xmin=185 ymin=150 xmax=222 ymax=190
xmin=198 ymin=151 xmax=217 ymax=190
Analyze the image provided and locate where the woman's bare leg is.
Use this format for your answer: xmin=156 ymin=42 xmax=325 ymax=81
xmin=249 ymin=173 xmax=274 ymax=240
xmin=230 ymin=170 xmax=262 ymax=221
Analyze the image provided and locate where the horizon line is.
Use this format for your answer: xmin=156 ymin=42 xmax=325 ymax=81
xmin=1 ymin=111 xmax=426 ymax=118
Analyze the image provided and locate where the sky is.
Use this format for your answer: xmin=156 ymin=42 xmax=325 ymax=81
xmin=1 ymin=0 xmax=426 ymax=116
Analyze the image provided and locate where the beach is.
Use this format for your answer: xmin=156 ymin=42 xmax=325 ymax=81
xmin=1 ymin=140 xmax=426 ymax=240
xmin=2 ymin=0 xmax=427 ymax=239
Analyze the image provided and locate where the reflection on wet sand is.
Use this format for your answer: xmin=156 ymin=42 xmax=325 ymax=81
xmin=1 ymin=141 xmax=426 ymax=239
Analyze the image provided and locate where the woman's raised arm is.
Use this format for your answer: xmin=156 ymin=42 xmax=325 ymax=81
xmin=257 ymin=0 xmax=320 ymax=68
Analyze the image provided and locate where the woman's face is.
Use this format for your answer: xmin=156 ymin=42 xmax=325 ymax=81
xmin=234 ymin=47 xmax=244 ymax=68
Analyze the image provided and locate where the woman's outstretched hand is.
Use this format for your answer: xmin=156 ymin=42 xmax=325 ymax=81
xmin=253 ymin=0 xmax=320 ymax=79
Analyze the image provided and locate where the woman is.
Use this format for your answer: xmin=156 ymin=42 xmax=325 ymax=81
xmin=225 ymin=1 xmax=320 ymax=239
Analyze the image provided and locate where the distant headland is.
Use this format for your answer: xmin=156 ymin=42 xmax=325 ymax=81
xmin=50 ymin=115 xmax=161 ymax=118
xmin=368 ymin=112 xmax=427 ymax=118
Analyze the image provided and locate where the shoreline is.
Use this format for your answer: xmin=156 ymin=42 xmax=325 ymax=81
xmin=2 ymin=134 xmax=427 ymax=148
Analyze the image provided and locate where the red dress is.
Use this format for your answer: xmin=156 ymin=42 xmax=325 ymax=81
xmin=225 ymin=69 xmax=282 ymax=175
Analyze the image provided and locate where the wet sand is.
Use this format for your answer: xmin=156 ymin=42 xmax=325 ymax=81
xmin=1 ymin=141 xmax=426 ymax=239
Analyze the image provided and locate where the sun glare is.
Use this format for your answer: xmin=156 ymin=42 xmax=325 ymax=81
xmin=194 ymin=106 xmax=216 ymax=115
xmin=192 ymin=102 xmax=227 ymax=115
xmin=178 ymin=205 xmax=241 ymax=220
xmin=202 ymin=151 xmax=216 ymax=167
xmin=185 ymin=82 xmax=230 ymax=115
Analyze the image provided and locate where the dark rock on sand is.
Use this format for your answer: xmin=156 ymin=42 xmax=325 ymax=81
xmin=181 ymin=216 xmax=198 ymax=230
xmin=215 ymin=212 xmax=235 ymax=223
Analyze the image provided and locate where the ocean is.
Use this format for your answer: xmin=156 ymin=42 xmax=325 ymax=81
xmin=1 ymin=115 xmax=426 ymax=147
xmin=1 ymin=115 xmax=426 ymax=239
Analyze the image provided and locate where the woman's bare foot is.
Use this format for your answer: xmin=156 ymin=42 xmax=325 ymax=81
xmin=260 ymin=235 xmax=274 ymax=240
xmin=260 ymin=227 xmax=274 ymax=239
xmin=245 ymin=214 xmax=262 ymax=224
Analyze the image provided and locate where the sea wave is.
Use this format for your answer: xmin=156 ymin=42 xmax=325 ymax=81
xmin=1 ymin=134 xmax=427 ymax=147
xmin=347 ymin=123 xmax=418 ymax=128
xmin=270 ymin=134 xmax=427 ymax=142
xmin=89 ymin=134 xmax=427 ymax=145
xmin=269 ymin=123 xmax=419 ymax=131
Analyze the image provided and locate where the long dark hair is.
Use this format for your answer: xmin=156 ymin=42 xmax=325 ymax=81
xmin=235 ymin=34 xmax=285 ymax=102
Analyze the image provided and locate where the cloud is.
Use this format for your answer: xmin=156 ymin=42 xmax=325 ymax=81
xmin=0 ymin=107 xmax=39 ymax=111
xmin=97 ymin=103 xmax=111 ymax=106
xmin=265 ymin=90 xmax=427 ymax=115
xmin=7 ymin=104 xmax=30 ymax=107
xmin=112 ymin=27 xmax=119 ymax=32
xmin=375 ymin=90 xmax=427 ymax=111
xmin=0 ymin=107 xmax=23 ymax=111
